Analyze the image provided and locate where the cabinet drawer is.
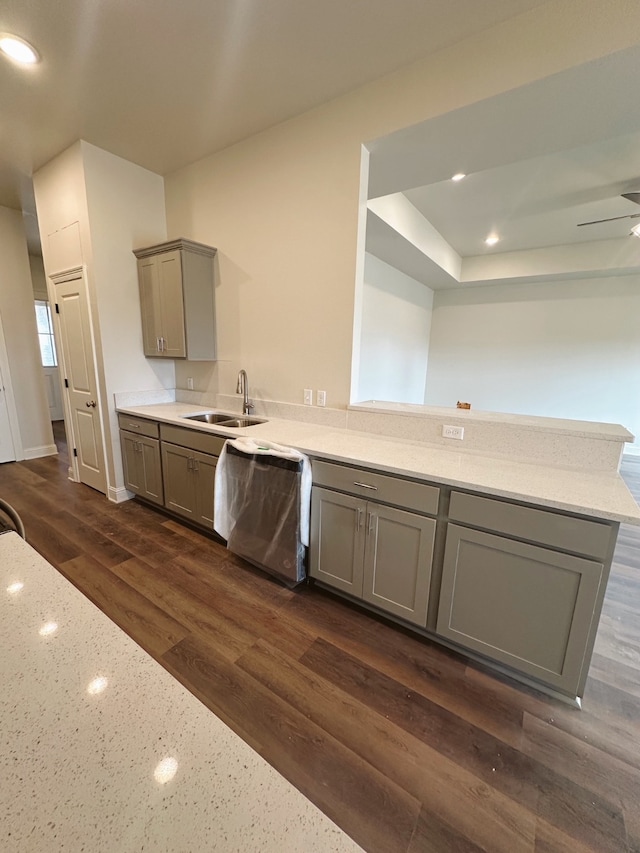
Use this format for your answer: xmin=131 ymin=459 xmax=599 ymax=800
xmin=449 ymin=491 xmax=614 ymax=560
xmin=312 ymin=460 xmax=439 ymax=516
xmin=117 ymin=413 xmax=159 ymax=438
xmin=160 ymin=423 xmax=226 ymax=457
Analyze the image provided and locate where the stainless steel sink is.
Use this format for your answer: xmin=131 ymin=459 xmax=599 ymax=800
xmin=216 ymin=417 xmax=267 ymax=428
xmin=184 ymin=412 xmax=237 ymax=424
xmin=182 ymin=412 xmax=267 ymax=428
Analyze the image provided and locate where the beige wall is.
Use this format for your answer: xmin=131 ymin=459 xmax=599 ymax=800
xmin=164 ymin=0 xmax=640 ymax=410
xmin=81 ymin=142 xmax=169 ymax=493
xmin=357 ymin=253 xmax=433 ymax=405
xmin=29 ymin=255 xmax=48 ymax=300
xmin=33 ymin=141 xmax=169 ymax=497
xmin=426 ymin=275 xmax=640 ymax=444
xmin=0 ymin=206 xmax=54 ymax=457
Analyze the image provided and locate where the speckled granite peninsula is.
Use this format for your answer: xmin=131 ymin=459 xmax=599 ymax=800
xmin=0 ymin=532 xmax=363 ymax=853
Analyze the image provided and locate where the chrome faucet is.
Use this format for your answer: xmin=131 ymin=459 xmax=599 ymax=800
xmin=236 ymin=369 xmax=253 ymax=415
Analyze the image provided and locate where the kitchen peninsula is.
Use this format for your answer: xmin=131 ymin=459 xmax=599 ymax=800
xmin=0 ymin=531 xmax=362 ymax=852
xmin=116 ymin=396 xmax=640 ymax=705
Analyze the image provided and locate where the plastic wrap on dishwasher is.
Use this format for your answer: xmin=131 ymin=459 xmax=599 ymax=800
xmin=214 ymin=438 xmax=311 ymax=585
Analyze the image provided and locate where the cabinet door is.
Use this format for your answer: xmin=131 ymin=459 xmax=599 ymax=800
xmin=138 ymin=436 xmax=163 ymax=505
xmin=437 ymin=525 xmax=604 ymax=693
xmin=363 ymin=505 xmax=435 ymax=627
xmin=192 ymin=449 xmax=217 ymax=529
xmin=161 ymin=442 xmax=197 ymax=520
xmin=137 ymin=257 xmax=162 ymax=356
xmin=121 ymin=430 xmax=144 ymax=494
xmin=157 ymin=251 xmax=186 ymax=358
xmin=309 ymin=487 xmax=365 ymax=596
xmin=121 ymin=431 xmax=163 ymax=505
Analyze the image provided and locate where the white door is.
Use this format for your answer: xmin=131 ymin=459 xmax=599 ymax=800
xmin=54 ymin=273 xmax=107 ymax=494
xmin=0 ymin=363 xmax=16 ymax=463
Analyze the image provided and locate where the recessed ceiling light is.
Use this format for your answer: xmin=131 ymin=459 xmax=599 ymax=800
xmin=484 ymin=235 xmax=500 ymax=246
xmin=451 ymin=173 xmax=466 ymax=182
xmin=0 ymin=33 xmax=40 ymax=65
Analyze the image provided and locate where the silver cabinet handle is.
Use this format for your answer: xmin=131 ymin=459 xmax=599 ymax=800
xmin=187 ymin=457 xmax=193 ymax=470
xmin=368 ymin=512 xmax=375 ymax=534
xmin=156 ymin=337 xmax=161 ymax=352
xmin=128 ymin=422 xmax=140 ymax=429
xmin=161 ymin=336 xmax=166 ymax=352
xmin=86 ymin=400 xmax=96 ymax=408
xmin=356 ymin=508 xmax=363 ymax=530
xmin=354 ymin=481 xmax=377 ymax=490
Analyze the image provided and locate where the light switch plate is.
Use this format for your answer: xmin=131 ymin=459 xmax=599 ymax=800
xmin=303 ymin=389 xmax=313 ymax=405
xmin=317 ymin=390 xmax=326 ymax=407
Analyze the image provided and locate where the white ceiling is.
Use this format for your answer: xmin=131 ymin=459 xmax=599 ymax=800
xmin=365 ymin=46 xmax=640 ymax=289
xmin=0 ymin=0 xmax=545 ymax=214
xmin=405 ymin=132 xmax=640 ymax=256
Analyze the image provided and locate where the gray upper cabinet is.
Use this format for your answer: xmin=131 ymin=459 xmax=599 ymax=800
xmin=309 ymin=462 xmax=438 ymax=627
xmin=133 ymin=238 xmax=217 ymax=360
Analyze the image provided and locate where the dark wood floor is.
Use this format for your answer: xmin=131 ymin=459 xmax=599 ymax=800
xmin=2 ymin=422 xmax=640 ymax=852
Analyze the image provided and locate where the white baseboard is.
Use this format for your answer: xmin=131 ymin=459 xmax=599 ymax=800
xmin=22 ymin=443 xmax=58 ymax=460
xmin=108 ymin=485 xmax=134 ymax=504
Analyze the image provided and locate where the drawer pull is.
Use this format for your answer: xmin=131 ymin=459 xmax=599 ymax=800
xmin=128 ymin=422 xmax=140 ymax=429
xmin=353 ymin=481 xmax=378 ymax=491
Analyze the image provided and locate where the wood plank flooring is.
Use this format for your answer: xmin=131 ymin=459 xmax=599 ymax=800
xmin=1 ymin=423 xmax=640 ymax=852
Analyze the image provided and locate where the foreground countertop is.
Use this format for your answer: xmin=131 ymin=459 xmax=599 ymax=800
xmin=0 ymin=531 xmax=362 ymax=853
xmin=117 ymin=403 xmax=640 ymax=525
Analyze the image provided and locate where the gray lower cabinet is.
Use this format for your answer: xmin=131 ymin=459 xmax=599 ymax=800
xmin=118 ymin=414 xmax=163 ymax=505
xmin=436 ymin=490 xmax=615 ymax=695
xmin=161 ymin=442 xmax=217 ymax=528
xmin=310 ymin=485 xmax=436 ymax=627
xmin=121 ymin=431 xmax=163 ymax=505
xmin=158 ymin=423 xmax=225 ymax=530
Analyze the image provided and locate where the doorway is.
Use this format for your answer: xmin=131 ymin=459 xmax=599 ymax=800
xmin=34 ymin=299 xmax=64 ymax=421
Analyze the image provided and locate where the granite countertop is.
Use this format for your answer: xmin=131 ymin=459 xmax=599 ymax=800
xmin=0 ymin=531 xmax=362 ymax=853
xmin=117 ymin=402 xmax=640 ymax=525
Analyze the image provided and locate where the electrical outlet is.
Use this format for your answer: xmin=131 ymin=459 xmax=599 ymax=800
xmin=187 ymin=377 xmax=194 ymax=390
xmin=317 ymin=390 xmax=326 ymax=407
xmin=303 ymin=388 xmax=313 ymax=405
xmin=442 ymin=424 xmax=464 ymax=440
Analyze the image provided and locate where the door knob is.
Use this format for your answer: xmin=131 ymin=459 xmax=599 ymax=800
xmin=86 ymin=400 xmax=97 ymax=408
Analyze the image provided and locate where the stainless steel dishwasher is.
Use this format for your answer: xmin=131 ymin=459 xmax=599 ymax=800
xmin=214 ymin=439 xmax=310 ymax=586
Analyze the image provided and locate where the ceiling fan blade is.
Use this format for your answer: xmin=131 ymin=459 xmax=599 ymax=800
xmin=621 ymin=192 xmax=640 ymax=205
xmin=577 ymin=212 xmax=640 ymax=227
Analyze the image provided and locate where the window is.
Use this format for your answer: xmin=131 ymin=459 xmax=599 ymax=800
xmin=34 ymin=300 xmax=57 ymax=367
